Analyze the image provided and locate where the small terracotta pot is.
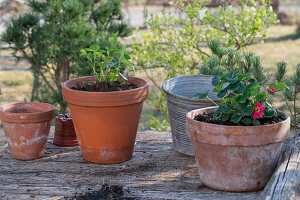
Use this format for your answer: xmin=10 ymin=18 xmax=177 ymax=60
xmin=62 ymin=76 xmax=149 ymax=164
xmin=186 ymin=106 xmax=290 ymax=192
xmin=0 ymin=102 xmax=55 ymax=160
xmin=53 ymin=114 xmax=78 ymax=147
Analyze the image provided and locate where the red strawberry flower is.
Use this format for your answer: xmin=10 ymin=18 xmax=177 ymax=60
xmin=228 ymin=93 xmax=235 ymax=97
xmin=252 ymin=102 xmax=265 ymax=119
xmin=245 ymin=82 xmax=250 ymax=86
xmin=269 ymin=88 xmax=275 ymax=94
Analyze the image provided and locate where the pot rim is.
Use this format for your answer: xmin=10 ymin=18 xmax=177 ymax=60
xmin=186 ymin=106 xmax=291 ymax=146
xmin=186 ymin=106 xmax=290 ymax=128
xmin=63 ymin=75 xmax=148 ymax=95
xmin=162 ymin=75 xmax=221 ymax=103
xmin=62 ymin=76 xmax=149 ymax=107
xmin=0 ymin=102 xmax=56 ymax=123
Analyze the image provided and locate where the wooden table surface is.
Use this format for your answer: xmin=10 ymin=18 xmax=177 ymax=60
xmin=0 ymin=128 xmax=299 ymax=200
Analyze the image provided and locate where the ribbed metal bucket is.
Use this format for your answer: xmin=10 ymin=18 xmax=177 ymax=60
xmin=162 ymin=75 xmax=219 ymax=156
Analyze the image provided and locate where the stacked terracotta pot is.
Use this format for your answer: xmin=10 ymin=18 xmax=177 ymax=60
xmin=53 ymin=114 xmax=78 ymax=147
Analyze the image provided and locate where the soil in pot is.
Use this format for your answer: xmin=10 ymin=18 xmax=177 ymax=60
xmin=8 ymin=108 xmax=31 ymax=113
xmin=194 ymin=112 xmax=285 ymax=126
xmin=71 ymin=81 xmax=137 ymax=92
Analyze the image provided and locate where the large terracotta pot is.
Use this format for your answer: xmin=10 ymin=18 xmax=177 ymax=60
xmin=62 ymin=76 xmax=148 ymax=164
xmin=0 ymin=102 xmax=55 ymax=160
xmin=186 ymin=106 xmax=290 ymax=192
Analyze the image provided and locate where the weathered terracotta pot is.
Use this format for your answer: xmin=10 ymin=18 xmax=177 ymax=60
xmin=0 ymin=102 xmax=55 ymax=160
xmin=53 ymin=114 xmax=78 ymax=147
xmin=186 ymin=106 xmax=290 ymax=192
xmin=62 ymin=76 xmax=148 ymax=164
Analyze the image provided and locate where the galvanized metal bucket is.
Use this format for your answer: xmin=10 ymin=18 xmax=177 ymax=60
xmin=162 ymin=75 xmax=219 ymax=156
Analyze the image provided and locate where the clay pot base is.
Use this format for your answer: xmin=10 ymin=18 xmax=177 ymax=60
xmin=53 ymin=141 xmax=79 ymax=147
xmin=193 ymin=141 xmax=282 ymax=192
xmin=201 ymin=181 xmax=264 ymax=192
xmin=81 ymin=147 xmax=133 ymax=164
xmin=12 ymin=153 xmax=45 ymax=161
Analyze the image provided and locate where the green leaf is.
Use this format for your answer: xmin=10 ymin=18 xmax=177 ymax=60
xmin=252 ymin=120 xmax=261 ymax=126
xmin=221 ymin=71 xmax=233 ymax=81
xmin=275 ymin=82 xmax=288 ymax=91
xmin=85 ymin=48 xmax=93 ymax=52
xmin=231 ymin=114 xmax=242 ymax=123
xmin=223 ymin=106 xmax=231 ymax=114
xmin=236 ymin=95 xmax=247 ymax=103
xmin=244 ymin=104 xmax=255 ymax=115
xmin=213 ymin=108 xmax=221 ymax=120
xmin=213 ymin=82 xmax=223 ymax=93
xmin=222 ymin=114 xmax=229 ymax=121
xmin=226 ymin=82 xmax=240 ymax=91
xmin=263 ymin=108 xmax=276 ymax=117
xmin=89 ymin=44 xmax=100 ymax=51
xmin=120 ymin=45 xmax=126 ymax=58
xmin=194 ymin=91 xmax=209 ymax=99
xmin=217 ymin=89 xmax=227 ymax=98
xmin=245 ymin=82 xmax=260 ymax=96
xmin=241 ymin=118 xmax=252 ymax=125
xmin=80 ymin=49 xmax=87 ymax=55
xmin=225 ymin=76 xmax=237 ymax=83
xmin=212 ymin=76 xmax=221 ymax=86
xmin=238 ymin=74 xmax=248 ymax=81
xmin=124 ymin=53 xmax=131 ymax=60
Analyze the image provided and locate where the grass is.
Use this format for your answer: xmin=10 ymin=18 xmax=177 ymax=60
xmin=0 ymin=71 xmax=33 ymax=104
xmin=246 ymin=25 xmax=300 ymax=75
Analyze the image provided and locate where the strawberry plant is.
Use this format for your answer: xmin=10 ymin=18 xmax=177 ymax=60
xmin=196 ymin=71 xmax=289 ymax=125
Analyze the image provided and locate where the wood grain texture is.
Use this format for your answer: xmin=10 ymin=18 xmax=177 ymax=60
xmin=262 ymin=130 xmax=300 ymax=200
xmin=0 ymin=127 xmax=298 ymax=200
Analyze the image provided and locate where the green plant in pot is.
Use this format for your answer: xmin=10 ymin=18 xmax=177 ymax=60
xmin=162 ymin=40 xmax=267 ymax=156
xmin=62 ymin=44 xmax=149 ymax=164
xmin=186 ymin=71 xmax=290 ymax=192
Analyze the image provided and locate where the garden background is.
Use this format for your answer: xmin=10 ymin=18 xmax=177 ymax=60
xmin=0 ymin=0 xmax=300 ymax=146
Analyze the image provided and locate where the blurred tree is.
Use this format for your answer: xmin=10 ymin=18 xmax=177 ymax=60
xmin=1 ymin=0 xmax=131 ymax=113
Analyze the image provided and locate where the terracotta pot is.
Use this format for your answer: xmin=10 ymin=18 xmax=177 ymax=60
xmin=0 ymin=102 xmax=55 ymax=160
xmin=62 ymin=76 xmax=149 ymax=164
xmin=186 ymin=106 xmax=290 ymax=192
xmin=53 ymin=114 xmax=78 ymax=147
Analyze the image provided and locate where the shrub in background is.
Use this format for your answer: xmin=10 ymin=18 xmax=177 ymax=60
xmin=133 ymin=0 xmax=278 ymax=129
xmin=1 ymin=0 xmax=131 ymax=113
xmin=275 ymin=62 xmax=300 ymax=129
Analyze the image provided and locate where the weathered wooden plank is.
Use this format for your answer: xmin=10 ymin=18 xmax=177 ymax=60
xmin=0 ymin=129 xmax=262 ymax=200
xmin=0 ymin=128 xmax=298 ymax=200
xmin=262 ymin=130 xmax=300 ymax=200
xmin=0 ymin=143 xmax=8 ymax=157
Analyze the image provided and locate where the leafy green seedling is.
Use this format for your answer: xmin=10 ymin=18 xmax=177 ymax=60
xmin=80 ymin=44 xmax=134 ymax=83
